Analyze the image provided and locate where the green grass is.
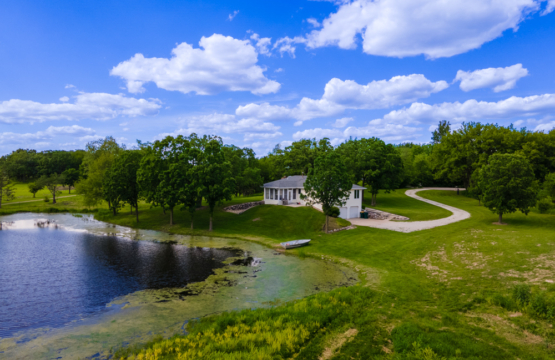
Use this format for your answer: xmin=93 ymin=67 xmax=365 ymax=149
xmin=6 ymin=189 xmax=555 ymax=358
xmin=363 ymin=189 xmax=453 ymax=221
xmin=1 ymin=182 xmax=75 ymax=204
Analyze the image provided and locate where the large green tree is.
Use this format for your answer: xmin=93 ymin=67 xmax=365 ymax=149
xmin=0 ymin=162 xmax=15 ymax=208
xmin=478 ymin=154 xmax=538 ymax=224
xmin=431 ymin=120 xmax=451 ymax=144
xmin=106 ymin=150 xmax=143 ymax=222
xmin=62 ymin=168 xmax=80 ymax=194
xmin=28 ymin=182 xmax=44 ymax=198
xmin=302 ymin=150 xmax=352 ymax=233
xmin=138 ymin=135 xmax=199 ymax=226
xmin=365 ymin=142 xmax=404 ymax=206
xmin=39 ymin=173 xmax=65 ymax=204
xmin=76 ymin=137 xmax=124 ymax=208
xmin=198 ymin=139 xmax=235 ymax=231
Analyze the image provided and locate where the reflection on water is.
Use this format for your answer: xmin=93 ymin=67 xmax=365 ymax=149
xmin=0 ymin=224 xmax=242 ymax=338
xmin=0 ymin=213 xmax=358 ymax=360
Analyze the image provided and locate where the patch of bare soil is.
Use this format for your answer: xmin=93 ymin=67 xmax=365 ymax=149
xmin=412 ymin=242 xmax=501 ymax=282
xmin=492 ymin=222 xmax=507 ymax=225
xmin=466 ymin=313 xmax=544 ymax=345
xmin=252 ymin=218 xmax=260 ymax=221
xmin=498 ymin=253 xmax=555 ymax=284
xmin=319 ymin=328 xmax=359 ymax=360
xmin=411 ymin=247 xmax=451 ymax=282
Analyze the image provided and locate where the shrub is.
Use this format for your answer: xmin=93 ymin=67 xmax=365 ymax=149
xmin=538 ymin=197 xmax=553 ymax=214
xmin=327 ymin=206 xmax=340 ymax=218
xmin=43 ymin=196 xmax=50 ymax=203
xmin=488 ymin=293 xmax=516 ymax=311
xmin=512 ymin=284 xmax=531 ymax=305
xmin=530 ymin=292 xmax=548 ymax=317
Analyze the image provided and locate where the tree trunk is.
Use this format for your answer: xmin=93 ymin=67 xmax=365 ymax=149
xmin=130 ymin=205 xmax=133 ymax=214
xmin=33 ymin=193 xmax=36 ymax=198
xmin=371 ymin=193 xmax=377 ymax=206
xmin=112 ymin=207 xmax=116 ymax=216
xmin=325 ymin=215 xmax=329 ymax=233
xmin=169 ymin=208 xmax=174 ymax=226
xmin=135 ymin=205 xmax=139 ymax=223
xmin=196 ymin=197 xmax=202 ymax=208
xmin=499 ymin=213 xmax=503 ymax=224
xmin=209 ymin=214 xmax=213 ymax=232
xmin=52 ymin=191 xmax=56 ymax=204
xmin=191 ymin=220 xmax=194 ymax=230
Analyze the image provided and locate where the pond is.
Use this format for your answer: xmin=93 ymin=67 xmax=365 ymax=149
xmin=0 ymin=213 xmax=358 ymax=359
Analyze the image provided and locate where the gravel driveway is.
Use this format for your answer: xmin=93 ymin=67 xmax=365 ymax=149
xmin=349 ymin=188 xmax=470 ymax=233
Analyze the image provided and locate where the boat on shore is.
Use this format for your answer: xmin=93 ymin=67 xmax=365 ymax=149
xmin=280 ymin=239 xmax=310 ymax=249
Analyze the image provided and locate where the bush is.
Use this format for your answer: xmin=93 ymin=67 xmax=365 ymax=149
xmin=43 ymin=196 xmax=50 ymax=203
xmin=488 ymin=293 xmax=516 ymax=311
xmin=512 ymin=284 xmax=531 ymax=305
xmin=327 ymin=206 xmax=340 ymax=218
xmin=538 ymin=197 xmax=553 ymax=214
xmin=530 ymin=292 xmax=548 ymax=317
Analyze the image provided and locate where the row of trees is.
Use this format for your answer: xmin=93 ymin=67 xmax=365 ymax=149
xmin=76 ymin=135 xmax=246 ymax=231
xmin=0 ymin=149 xmax=85 ymax=182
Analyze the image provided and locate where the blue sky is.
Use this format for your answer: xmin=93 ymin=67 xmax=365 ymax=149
xmin=1 ymin=0 xmax=555 ymax=156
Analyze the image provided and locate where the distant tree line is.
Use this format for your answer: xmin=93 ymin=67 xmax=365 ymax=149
xmin=74 ymin=135 xmax=259 ymax=231
xmin=3 ymin=120 xmax=555 ymax=224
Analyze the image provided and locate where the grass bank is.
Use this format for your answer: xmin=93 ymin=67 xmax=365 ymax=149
xmin=4 ymin=190 xmax=555 ymax=358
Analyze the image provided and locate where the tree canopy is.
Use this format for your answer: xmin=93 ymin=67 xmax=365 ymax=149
xmin=478 ymin=153 xmax=538 ymax=223
xmin=302 ymin=150 xmax=352 ymax=233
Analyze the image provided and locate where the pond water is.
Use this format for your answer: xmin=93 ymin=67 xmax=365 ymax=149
xmin=0 ymin=213 xmax=358 ymax=360
xmin=0 ymin=227 xmax=242 ymax=338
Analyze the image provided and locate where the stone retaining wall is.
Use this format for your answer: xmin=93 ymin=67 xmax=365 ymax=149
xmin=224 ymin=201 xmax=265 ymax=213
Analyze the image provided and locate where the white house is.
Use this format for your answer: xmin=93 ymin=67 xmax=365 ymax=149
xmin=262 ymin=175 xmax=366 ymax=219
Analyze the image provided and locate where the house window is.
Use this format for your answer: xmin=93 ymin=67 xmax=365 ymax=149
xmin=270 ymin=189 xmax=274 ymax=200
xmin=293 ymin=189 xmax=296 ymax=200
xmin=265 ymin=188 xmax=269 ymax=199
xmin=280 ymin=189 xmax=283 ymax=200
xmin=354 ymin=190 xmax=360 ymax=199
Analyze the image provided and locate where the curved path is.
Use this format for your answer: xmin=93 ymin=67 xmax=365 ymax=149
xmin=349 ymin=188 xmax=470 ymax=233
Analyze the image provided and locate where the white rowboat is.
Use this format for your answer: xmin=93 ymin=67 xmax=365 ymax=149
xmin=280 ymin=239 xmax=311 ymax=249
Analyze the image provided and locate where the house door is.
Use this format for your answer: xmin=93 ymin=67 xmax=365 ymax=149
xmin=339 ymin=207 xmax=348 ymax=219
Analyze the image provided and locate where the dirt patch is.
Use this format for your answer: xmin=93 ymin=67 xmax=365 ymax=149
xmin=498 ymin=252 xmax=555 ymax=284
xmin=411 ymin=247 xmax=450 ymax=282
xmin=252 ymin=218 xmax=260 ymax=222
xmin=466 ymin=312 xmax=544 ymax=345
xmin=492 ymin=222 xmax=507 ymax=226
xmin=319 ymin=328 xmax=358 ymax=360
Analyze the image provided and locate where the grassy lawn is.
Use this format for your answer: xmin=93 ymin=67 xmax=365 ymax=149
xmin=4 ymin=189 xmax=555 ymax=358
xmin=1 ymin=182 xmax=75 ymax=204
xmin=363 ymin=188 xmax=453 ymax=221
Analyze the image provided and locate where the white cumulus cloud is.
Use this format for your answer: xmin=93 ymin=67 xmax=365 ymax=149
xmin=250 ymin=33 xmax=272 ymax=56
xmin=381 ymin=93 xmax=555 ymax=125
xmin=332 ymin=117 xmax=354 ymax=128
xmin=157 ymin=113 xmax=282 ymax=142
xmin=454 ymin=64 xmax=529 ymax=92
xmin=0 ymin=92 xmax=161 ymax=124
xmin=303 ymin=0 xmax=548 ymax=59
xmin=235 ymin=74 xmax=448 ymax=124
xmin=111 ymin=34 xmax=280 ymax=95
xmin=0 ymin=125 xmax=96 ymax=145
xmin=292 ymin=122 xmax=421 ymax=143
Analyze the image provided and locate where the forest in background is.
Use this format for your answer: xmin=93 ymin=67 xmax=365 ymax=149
xmin=2 ymin=120 xmax=555 ymax=219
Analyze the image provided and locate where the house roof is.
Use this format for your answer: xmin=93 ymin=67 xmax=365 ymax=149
xmin=263 ymin=175 xmax=366 ymax=190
